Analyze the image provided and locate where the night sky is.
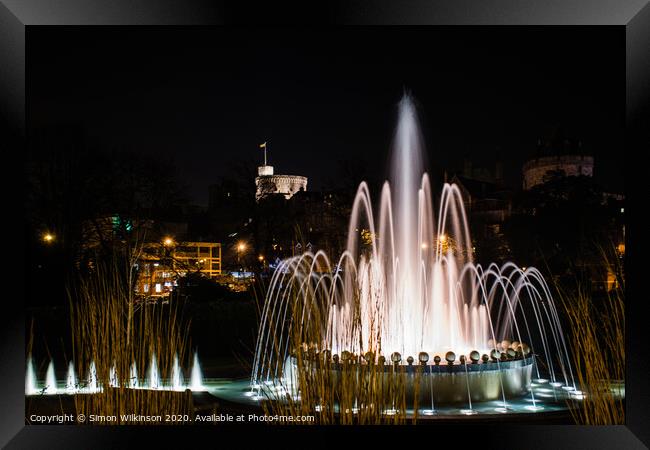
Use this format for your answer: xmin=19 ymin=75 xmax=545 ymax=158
xmin=29 ymin=27 xmax=624 ymax=206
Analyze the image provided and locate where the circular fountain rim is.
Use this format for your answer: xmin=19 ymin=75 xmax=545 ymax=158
xmin=317 ymin=355 xmax=535 ymax=374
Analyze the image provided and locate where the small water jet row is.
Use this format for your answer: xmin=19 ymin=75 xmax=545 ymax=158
xmin=25 ymin=352 xmax=205 ymax=395
xmin=250 ymin=94 xmax=576 ymax=416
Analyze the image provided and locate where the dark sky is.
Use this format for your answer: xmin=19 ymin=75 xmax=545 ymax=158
xmin=29 ymin=27 xmax=624 ymax=206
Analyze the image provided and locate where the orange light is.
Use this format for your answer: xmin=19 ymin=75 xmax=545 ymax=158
xmin=237 ymin=242 xmax=246 ymax=252
xmin=42 ymin=233 xmax=55 ymax=243
xmin=163 ymin=237 xmax=174 ymax=246
xmin=258 ymin=255 xmax=264 ymax=262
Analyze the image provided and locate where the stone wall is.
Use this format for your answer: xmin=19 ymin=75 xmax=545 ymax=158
xmin=256 ymin=174 xmax=308 ymax=201
xmin=522 ymin=155 xmax=594 ymax=190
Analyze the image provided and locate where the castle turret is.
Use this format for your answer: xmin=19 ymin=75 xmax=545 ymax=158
xmin=254 ymin=144 xmax=307 ymax=201
xmin=522 ymin=136 xmax=593 ymax=190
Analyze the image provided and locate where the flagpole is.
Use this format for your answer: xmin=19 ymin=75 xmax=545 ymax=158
xmin=264 ymin=142 xmax=267 ymax=166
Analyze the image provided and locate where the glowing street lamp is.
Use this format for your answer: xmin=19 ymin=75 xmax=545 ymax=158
xmin=42 ymin=233 xmax=55 ymax=244
xmin=236 ymin=241 xmax=248 ymax=274
xmin=163 ymin=237 xmax=174 ymax=247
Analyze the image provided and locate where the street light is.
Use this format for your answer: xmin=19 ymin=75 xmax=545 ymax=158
xmin=42 ymin=232 xmax=55 ymax=244
xmin=163 ymin=237 xmax=174 ymax=246
xmin=236 ymin=241 xmax=247 ymax=275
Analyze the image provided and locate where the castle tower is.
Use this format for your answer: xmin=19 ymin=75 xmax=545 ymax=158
xmin=254 ymin=143 xmax=308 ymax=201
xmin=522 ymin=136 xmax=593 ymax=190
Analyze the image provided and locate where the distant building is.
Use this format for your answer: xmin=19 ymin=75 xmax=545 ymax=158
xmin=255 ymin=164 xmax=308 ymax=202
xmin=523 ymin=137 xmax=593 ymax=190
xmin=135 ymin=241 xmax=222 ymax=297
xmin=80 ymin=214 xmax=222 ymax=297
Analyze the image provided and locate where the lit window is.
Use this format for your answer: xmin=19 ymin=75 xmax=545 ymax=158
xmin=155 ymin=283 xmax=162 ymax=293
xmin=144 ymin=284 xmax=149 ymax=293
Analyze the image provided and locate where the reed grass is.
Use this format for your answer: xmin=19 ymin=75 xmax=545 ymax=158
xmin=69 ymin=256 xmax=194 ymax=424
xmin=257 ymin=285 xmax=410 ymax=424
xmin=558 ymin=247 xmax=625 ymax=425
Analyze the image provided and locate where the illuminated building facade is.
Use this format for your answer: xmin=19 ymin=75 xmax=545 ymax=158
xmin=135 ymin=241 xmax=222 ymax=297
xmin=522 ymin=137 xmax=593 ymax=190
xmin=255 ymin=164 xmax=308 ymax=202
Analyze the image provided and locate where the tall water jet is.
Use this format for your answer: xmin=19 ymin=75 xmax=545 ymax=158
xmin=109 ymin=362 xmax=119 ymax=388
xmin=171 ymin=353 xmax=184 ymax=391
xmin=66 ymin=361 xmax=77 ymax=392
xmin=389 ymin=95 xmax=426 ymax=356
xmin=148 ymin=353 xmax=160 ymax=389
xmin=190 ymin=352 xmax=204 ymax=391
xmin=130 ymin=362 xmax=139 ymax=388
xmin=45 ymin=360 xmax=57 ymax=394
xmin=88 ymin=361 xmax=98 ymax=392
xmin=25 ymin=357 xmax=38 ymax=395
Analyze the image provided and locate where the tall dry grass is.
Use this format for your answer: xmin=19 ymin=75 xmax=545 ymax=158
xmin=69 ymin=257 xmax=194 ymax=424
xmin=260 ymin=353 xmax=411 ymax=425
xmin=258 ymin=287 xmax=410 ymax=424
xmin=559 ymin=247 xmax=625 ymax=425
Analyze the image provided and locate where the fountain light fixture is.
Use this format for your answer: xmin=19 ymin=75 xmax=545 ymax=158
xmin=445 ymin=351 xmax=456 ymax=364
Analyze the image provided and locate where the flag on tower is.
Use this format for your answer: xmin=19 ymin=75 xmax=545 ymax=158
xmin=259 ymin=142 xmax=267 ymax=149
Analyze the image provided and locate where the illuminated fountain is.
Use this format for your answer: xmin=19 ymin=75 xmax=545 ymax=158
xmin=26 ymin=353 xmax=205 ymax=395
xmin=87 ymin=361 xmax=98 ymax=393
xmin=190 ymin=352 xmax=205 ymax=392
xmin=251 ymin=95 xmax=576 ymax=415
xmin=109 ymin=362 xmax=119 ymax=388
xmin=44 ymin=361 xmax=57 ymax=395
xmin=130 ymin=362 xmax=139 ymax=388
xmin=148 ymin=353 xmax=160 ymax=389
xmin=171 ymin=353 xmax=185 ymax=391
xmin=25 ymin=357 xmax=38 ymax=395
xmin=66 ymin=361 xmax=77 ymax=392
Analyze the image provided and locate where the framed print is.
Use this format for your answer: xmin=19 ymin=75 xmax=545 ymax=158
xmin=1 ymin=1 xmax=648 ymax=447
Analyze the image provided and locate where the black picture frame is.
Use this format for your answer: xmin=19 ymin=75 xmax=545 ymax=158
xmin=2 ymin=1 xmax=648 ymax=447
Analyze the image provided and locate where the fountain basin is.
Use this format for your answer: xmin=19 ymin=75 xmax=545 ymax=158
xmin=292 ymin=355 xmax=534 ymax=406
